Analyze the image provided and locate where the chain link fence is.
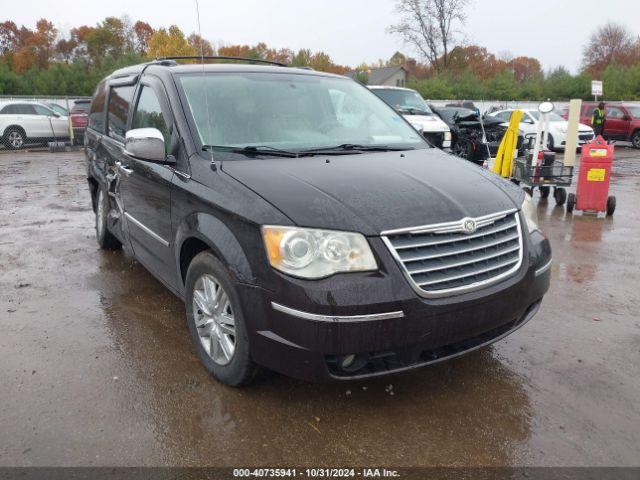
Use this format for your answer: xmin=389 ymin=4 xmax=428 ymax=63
xmin=0 ymin=95 xmax=91 ymax=153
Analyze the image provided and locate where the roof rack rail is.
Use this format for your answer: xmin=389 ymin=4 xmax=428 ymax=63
xmin=154 ymin=56 xmax=288 ymax=67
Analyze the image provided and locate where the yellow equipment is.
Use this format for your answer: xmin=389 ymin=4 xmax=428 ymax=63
xmin=493 ymin=110 xmax=523 ymax=177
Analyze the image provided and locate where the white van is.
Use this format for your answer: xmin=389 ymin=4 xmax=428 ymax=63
xmin=369 ymin=86 xmax=451 ymax=149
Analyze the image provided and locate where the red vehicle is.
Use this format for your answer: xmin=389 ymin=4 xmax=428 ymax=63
xmin=565 ymin=102 xmax=640 ymax=149
xmin=70 ymin=99 xmax=91 ymax=145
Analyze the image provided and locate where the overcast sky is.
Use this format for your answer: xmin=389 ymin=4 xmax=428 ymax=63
xmin=9 ymin=0 xmax=640 ymax=73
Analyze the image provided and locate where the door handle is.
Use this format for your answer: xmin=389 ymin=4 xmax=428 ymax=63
xmin=115 ymin=161 xmax=133 ymax=175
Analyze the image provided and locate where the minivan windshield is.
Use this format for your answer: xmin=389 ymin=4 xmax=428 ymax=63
xmin=372 ymin=89 xmax=433 ymax=116
xmin=178 ymin=72 xmax=426 ymax=152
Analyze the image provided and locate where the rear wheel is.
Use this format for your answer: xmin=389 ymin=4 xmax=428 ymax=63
xmin=566 ymin=193 xmax=576 ymax=213
xmin=4 ymin=127 xmax=25 ymax=150
xmin=185 ymin=252 xmax=258 ymax=387
xmin=631 ymin=131 xmax=640 ymax=149
xmin=554 ymin=187 xmax=567 ymax=206
xmin=548 ymin=134 xmax=555 ymax=151
xmin=95 ymin=187 xmax=122 ymax=250
xmin=606 ymin=196 xmax=616 ymax=216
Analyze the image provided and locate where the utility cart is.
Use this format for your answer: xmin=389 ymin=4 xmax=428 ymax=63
xmin=512 ymin=133 xmax=574 ymax=206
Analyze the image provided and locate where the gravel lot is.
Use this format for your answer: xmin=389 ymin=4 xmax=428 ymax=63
xmin=0 ymin=148 xmax=639 ymax=467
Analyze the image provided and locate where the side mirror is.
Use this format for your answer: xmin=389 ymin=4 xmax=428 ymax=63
xmin=125 ymin=128 xmax=171 ymax=163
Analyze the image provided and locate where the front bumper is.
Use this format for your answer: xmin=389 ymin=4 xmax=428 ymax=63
xmin=240 ymin=228 xmax=552 ymax=382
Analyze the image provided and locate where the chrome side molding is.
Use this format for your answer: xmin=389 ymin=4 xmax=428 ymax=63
xmin=271 ymin=302 xmax=405 ymax=323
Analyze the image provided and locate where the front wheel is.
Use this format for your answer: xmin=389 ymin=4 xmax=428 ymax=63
xmin=185 ymin=252 xmax=258 ymax=387
xmin=539 ymin=186 xmax=551 ymax=199
xmin=631 ymin=131 xmax=640 ymax=149
xmin=4 ymin=127 xmax=26 ymax=150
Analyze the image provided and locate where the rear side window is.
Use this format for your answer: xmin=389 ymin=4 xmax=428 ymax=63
xmin=89 ymin=81 xmax=108 ymax=133
xmin=107 ymin=86 xmax=134 ymax=143
xmin=132 ymin=86 xmax=171 ymax=151
xmin=0 ymin=105 xmax=15 ymax=114
xmin=14 ymin=104 xmax=37 ymax=115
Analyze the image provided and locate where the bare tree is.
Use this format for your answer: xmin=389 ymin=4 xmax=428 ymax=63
xmin=582 ymin=22 xmax=639 ymax=74
xmin=388 ymin=0 xmax=469 ymax=73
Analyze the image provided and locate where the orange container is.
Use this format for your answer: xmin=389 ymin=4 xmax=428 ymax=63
xmin=570 ymin=136 xmax=616 ymax=215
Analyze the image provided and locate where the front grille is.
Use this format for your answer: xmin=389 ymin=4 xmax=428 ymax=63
xmin=423 ymin=131 xmax=444 ymax=148
xmin=579 ymin=133 xmax=594 ymax=142
xmin=382 ymin=210 xmax=523 ymax=297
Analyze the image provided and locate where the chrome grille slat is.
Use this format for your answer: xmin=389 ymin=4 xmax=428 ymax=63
xmin=407 ymin=244 xmax=521 ymax=275
xmin=416 ymin=256 xmax=520 ymax=287
xmin=392 ymin=219 xmax=518 ymax=250
xmin=381 ymin=210 xmax=523 ymax=298
xmin=400 ymin=233 xmax=519 ymax=263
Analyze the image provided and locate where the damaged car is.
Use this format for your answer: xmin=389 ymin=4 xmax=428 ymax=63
xmin=433 ymin=106 xmax=521 ymax=165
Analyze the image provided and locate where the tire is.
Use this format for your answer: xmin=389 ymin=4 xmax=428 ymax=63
xmin=539 ymin=186 xmax=551 ymax=199
xmin=185 ymin=252 xmax=258 ymax=387
xmin=606 ymin=196 xmax=616 ymax=216
xmin=566 ymin=193 xmax=576 ymax=213
xmin=547 ymin=134 xmax=555 ymax=151
xmin=4 ymin=127 xmax=26 ymax=150
xmin=631 ymin=131 xmax=640 ymax=149
xmin=554 ymin=187 xmax=567 ymax=206
xmin=95 ymin=187 xmax=122 ymax=250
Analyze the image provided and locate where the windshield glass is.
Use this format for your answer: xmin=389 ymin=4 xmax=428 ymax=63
xmin=528 ymin=111 xmax=565 ymax=122
xmin=626 ymin=106 xmax=640 ymax=119
xmin=372 ymin=89 xmax=433 ymax=115
xmin=178 ymin=73 xmax=425 ymax=151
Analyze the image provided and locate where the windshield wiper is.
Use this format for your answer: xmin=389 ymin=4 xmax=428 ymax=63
xmin=399 ymin=107 xmax=431 ymax=116
xmin=299 ymin=144 xmax=412 ymax=156
xmin=203 ymin=145 xmax=299 ymax=158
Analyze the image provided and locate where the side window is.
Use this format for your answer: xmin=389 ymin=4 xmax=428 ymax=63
xmin=89 ymin=81 xmax=108 ymax=133
xmin=605 ymin=106 xmax=623 ymax=119
xmin=132 ymin=86 xmax=170 ymax=151
xmin=0 ymin=105 xmax=16 ymax=114
xmin=496 ymin=111 xmax=510 ymax=122
xmin=107 ymin=85 xmax=134 ymax=143
xmin=34 ymin=105 xmax=53 ymax=116
xmin=520 ymin=113 xmax=533 ymax=124
xmin=16 ymin=104 xmax=37 ymax=115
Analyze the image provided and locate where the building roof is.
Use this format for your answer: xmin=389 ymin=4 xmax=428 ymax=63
xmin=348 ymin=66 xmax=407 ymax=84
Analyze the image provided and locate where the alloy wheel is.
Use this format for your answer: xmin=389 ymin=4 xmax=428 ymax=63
xmin=8 ymin=131 xmax=24 ymax=149
xmin=192 ymin=274 xmax=236 ymax=366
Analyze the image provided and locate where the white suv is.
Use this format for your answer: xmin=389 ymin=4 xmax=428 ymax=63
xmin=369 ymin=86 xmax=451 ymax=149
xmin=0 ymin=100 xmax=70 ymax=149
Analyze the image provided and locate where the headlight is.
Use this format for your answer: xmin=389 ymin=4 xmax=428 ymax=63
xmin=444 ymin=131 xmax=452 ymax=141
xmin=521 ymin=195 xmax=539 ymax=233
xmin=262 ymin=226 xmax=377 ymax=279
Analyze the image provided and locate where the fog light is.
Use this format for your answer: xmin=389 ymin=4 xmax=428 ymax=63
xmin=341 ymin=354 xmax=356 ymax=369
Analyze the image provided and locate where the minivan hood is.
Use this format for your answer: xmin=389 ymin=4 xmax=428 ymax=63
xmin=222 ymin=148 xmax=523 ymax=236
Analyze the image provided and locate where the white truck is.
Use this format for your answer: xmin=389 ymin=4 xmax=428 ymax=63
xmin=369 ymin=86 xmax=451 ymax=149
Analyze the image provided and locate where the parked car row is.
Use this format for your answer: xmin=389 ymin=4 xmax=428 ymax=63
xmin=487 ymin=109 xmax=595 ymax=150
xmin=0 ymin=99 xmax=90 ymax=149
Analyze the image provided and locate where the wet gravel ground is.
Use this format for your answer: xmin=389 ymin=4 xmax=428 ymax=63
xmin=0 ymin=148 xmax=639 ymax=467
